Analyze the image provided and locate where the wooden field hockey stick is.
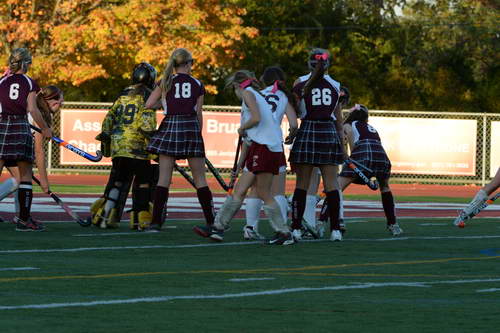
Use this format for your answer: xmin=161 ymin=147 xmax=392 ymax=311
xmin=227 ymin=135 xmax=243 ymax=194
xmin=345 ymin=159 xmax=379 ymax=191
xmin=455 ymin=192 xmax=500 ymax=227
xmin=173 ymin=163 xmax=196 ymax=189
xmin=32 ymin=176 xmax=91 ymax=227
xmin=205 ymin=158 xmax=230 ymax=192
xmin=30 ymin=125 xmax=103 ymax=162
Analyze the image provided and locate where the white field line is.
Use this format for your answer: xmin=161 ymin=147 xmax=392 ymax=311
xmin=1 ymin=278 xmax=500 ymax=310
xmin=0 ymin=267 xmax=39 ymax=272
xmin=229 ymin=278 xmax=276 ymax=282
xmin=477 ymin=288 xmax=500 ymax=293
xmin=419 ymin=223 xmax=448 ymax=226
xmin=2 ymin=234 xmax=500 ymax=254
xmin=72 ymin=228 xmax=177 ymax=237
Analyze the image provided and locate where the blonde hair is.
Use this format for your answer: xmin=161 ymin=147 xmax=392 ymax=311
xmin=160 ymin=48 xmax=192 ymax=96
xmin=225 ymin=70 xmax=262 ymax=92
xmin=8 ymin=48 xmax=32 ymax=73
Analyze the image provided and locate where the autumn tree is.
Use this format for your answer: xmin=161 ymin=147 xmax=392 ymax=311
xmin=0 ymin=0 xmax=257 ymax=101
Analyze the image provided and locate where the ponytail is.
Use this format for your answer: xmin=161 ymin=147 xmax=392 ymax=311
xmin=303 ymin=58 xmax=326 ymax=97
xmin=36 ymin=85 xmax=63 ymax=127
xmin=8 ymin=48 xmax=32 ymax=73
xmin=225 ymin=70 xmax=264 ymax=97
xmin=159 ymin=48 xmax=192 ymax=100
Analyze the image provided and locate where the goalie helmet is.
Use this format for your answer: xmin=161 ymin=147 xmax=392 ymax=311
xmin=132 ymin=62 xmax=157 ymax=90
xmin=307 ymin=48 xmax=331 ymax=71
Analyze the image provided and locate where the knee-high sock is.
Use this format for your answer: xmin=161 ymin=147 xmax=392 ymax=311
xmin=339 ymin=189 xmax=344 ymax=220
xmin=381 ymin=191 xmax=396 ymax=225
xmin=18 ymin=182 xmax=33 ymax=222
xmin=196 ymin=186 xmax=215 ymax=226
xmin=291 ymin=188 xmax=307 ymax=230
xmin=245 ymin=197 xmax=263 ymax=229
xmin=274 ymin=195 xmax=288 ymax=224
xmin=303 ymin=194 xmax=318 ymax=227
xmin=152 ymin=186 xmax=169 ymax=226
xmin=326 ymin=190 xmax=340 ymax=231
xmin=0 ymin=177 xmax=18 ymax=201
xmin=263 ymin=201 xmax=289 ymax=234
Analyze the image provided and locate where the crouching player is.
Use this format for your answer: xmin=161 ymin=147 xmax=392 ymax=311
xmin=91 ymin=62 xmax=158 ymax=229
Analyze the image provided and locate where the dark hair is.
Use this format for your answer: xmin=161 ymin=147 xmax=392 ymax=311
xmin=36 ymin=85 xmax=63 ymax=127
xmin=344 ymin=104 xmax=369 ymax=125
xmin=339 ymin=85 xmax=350 ymax=106
xmin=302 ymin=59 xmax=326 ymax=97
xmin=302 ymin=48 xmax=331 ymax=97
xmin=261 ymin=66 xmax=298 ymax=114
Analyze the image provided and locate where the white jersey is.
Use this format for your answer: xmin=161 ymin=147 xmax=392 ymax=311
xmin=240 ymin=88 xmax=283 ymax=152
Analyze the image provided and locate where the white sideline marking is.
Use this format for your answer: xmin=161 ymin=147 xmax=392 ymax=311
xmin=0 ymin=267 xmax=39 ymax=272
xmin=229 ymin=278 xmax=276 ymax=282
xmin=1 ymin=278 xmax=500 ymax=310
xmin=2 ymin=234 xmax=500 ymax=254
xmin=72 ymin=228 xmax=177 ymax=237
xmin=477 ymin=288 xmax=500 ymax=293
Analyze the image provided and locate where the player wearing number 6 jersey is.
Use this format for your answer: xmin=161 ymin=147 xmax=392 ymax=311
xmin=91 ymin=62 xmax=158 ymax=229
xmin=289 ymin=48 xmax=347 ymax=242
xmin=146 ymin=48 xmax=215 ymax=231
xmin=0 ymin=48 xmax=52 ymax=231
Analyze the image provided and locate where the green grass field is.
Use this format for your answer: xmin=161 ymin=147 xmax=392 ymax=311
xmin=1 ymin=215 xmax=499 ymax=332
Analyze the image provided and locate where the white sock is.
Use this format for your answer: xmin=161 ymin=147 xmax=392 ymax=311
xmin=0 ymin=177 xmax=18 ymax=201
xmin=245 ymin=197 xmax=262 ymax=229
xmin=274 ymin=195 xmax=288 ymax=224
xmin=303 ymin=194 xmax=317 ymax=227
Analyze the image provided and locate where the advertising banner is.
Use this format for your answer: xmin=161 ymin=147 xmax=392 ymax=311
xmin=370 ymin=117 xmax=476 ymax=175
xmin=490 ymin=121 xmax=500 ymax=177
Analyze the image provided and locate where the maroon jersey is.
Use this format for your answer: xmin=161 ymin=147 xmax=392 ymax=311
xmin=293 ymin=73 xmax=340 ymax=120
xmin=163 ymin=73 xmax=205 ymax=116
xmin=351 ymin=120 xmax=381 ymax=143
xmin=0 ymin=74 xmax=39 ymax=115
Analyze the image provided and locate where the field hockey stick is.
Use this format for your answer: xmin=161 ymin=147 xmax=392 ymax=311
xmin=345 ymin=159 xmax=379 ymax=191
xmin=173 ymin=163 xmax=196 ymax=189
xmin=456 ymin=192 xmax=500 ymax=225
xmin=32 ymin=176 xmax=91 ymax=227
xmin=349 ymin=158 xmax=374 ymax=174
xmin=227 ymin=135 xmax=243 ymax=194
xmin=205 ymin=158 xmax=230 ymax=191
xmin=30 ymin=125 xmax=103 ymax=162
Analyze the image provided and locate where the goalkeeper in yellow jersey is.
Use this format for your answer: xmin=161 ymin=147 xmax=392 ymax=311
xmin=91 ymin=62 xmax=158 ymax=229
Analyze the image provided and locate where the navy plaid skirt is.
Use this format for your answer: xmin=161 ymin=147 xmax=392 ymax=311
xmin=340 ymin=139 xmax=391 ymax=183
xmin=0 ymin=115 xmax=34 ymax=163
xmin=289 ymin=119 xmax=344 ymax=165
xmin=147 ymin=115 xmax=205 ymax=159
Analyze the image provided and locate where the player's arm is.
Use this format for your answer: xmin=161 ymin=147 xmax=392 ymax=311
xmin=27 ymin=91 xmax=52 ymax=138
xmin=195 ymin=94 xmax=204 ymax=132
xmin=343 ymin=123 xmax=354 ymax=153
xmin=284 ymin=102 xmax=298 ymax=144
xmin=334 ymin=102 xmax=348 ymax=159
xmin=33 ymin=132 xmax=50 ymax=193
xmin=145 ymin=86 xmax=162 ymax=109
xmin=238 ymin=90 xmax=260 ymax=136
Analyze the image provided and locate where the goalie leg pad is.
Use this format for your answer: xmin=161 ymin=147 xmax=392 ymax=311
xmin=138 ymin=210 xmax=153 ymax=231
xmin=0 ymin=177 xmax=18 ymax=201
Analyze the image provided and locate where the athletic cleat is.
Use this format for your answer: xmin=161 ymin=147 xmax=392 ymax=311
xmin=291 ymin=228 xmax=303 ymax=242
xmin=330 ymin=230 xmax=342 ymax=242
xmin=243 ymin=226 xmax=265 ymax=240
xmin=316 ymin=220 xmax=326 ymax=238
xmin=14 ymin=217 xmax=45 ymax=232
xmin=453 ymin=212 xmax=466 ymax=228
xmin=388 ymin=223 xmax=403 ymax=236
xmin=303 ymin=219 xmax=320 ymax=239
xmin=269 ymin=232 xmax=294 ymax=245
xmin=193 ymin=225 xmax=224 ymax=242
xmin=137 ymin=210 xmax=153 ymax=231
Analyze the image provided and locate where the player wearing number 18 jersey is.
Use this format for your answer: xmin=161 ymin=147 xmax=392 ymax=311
xmin=146 ymin=48 xmax=215 ymax=231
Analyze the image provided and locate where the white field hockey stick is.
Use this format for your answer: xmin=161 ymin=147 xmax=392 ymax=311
xmin=454 ymin=192 xmax=500 ymax=228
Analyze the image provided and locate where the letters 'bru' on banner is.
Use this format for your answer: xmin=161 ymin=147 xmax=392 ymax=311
xmin=60 ymin=110 xmax=477 ymax=176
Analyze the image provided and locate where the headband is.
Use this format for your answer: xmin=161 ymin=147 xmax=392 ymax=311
xmin=314 ymin=53 xmax=329 ymax=61
xmin=239 ymin=78 xmax=254 ymax=89
xmin=271 ymin=80 xmax=284 ymax=93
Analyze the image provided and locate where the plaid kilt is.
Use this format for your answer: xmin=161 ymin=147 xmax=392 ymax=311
xmin=0 ymin=115 xmax=34 ymax=163
xmin=340 ymin=139 xmax=391 ymax=183
xmin=289 ymin=119 xmax=344 ymax=165
xmin=147 ymin=115 xmax=205 ymax=159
